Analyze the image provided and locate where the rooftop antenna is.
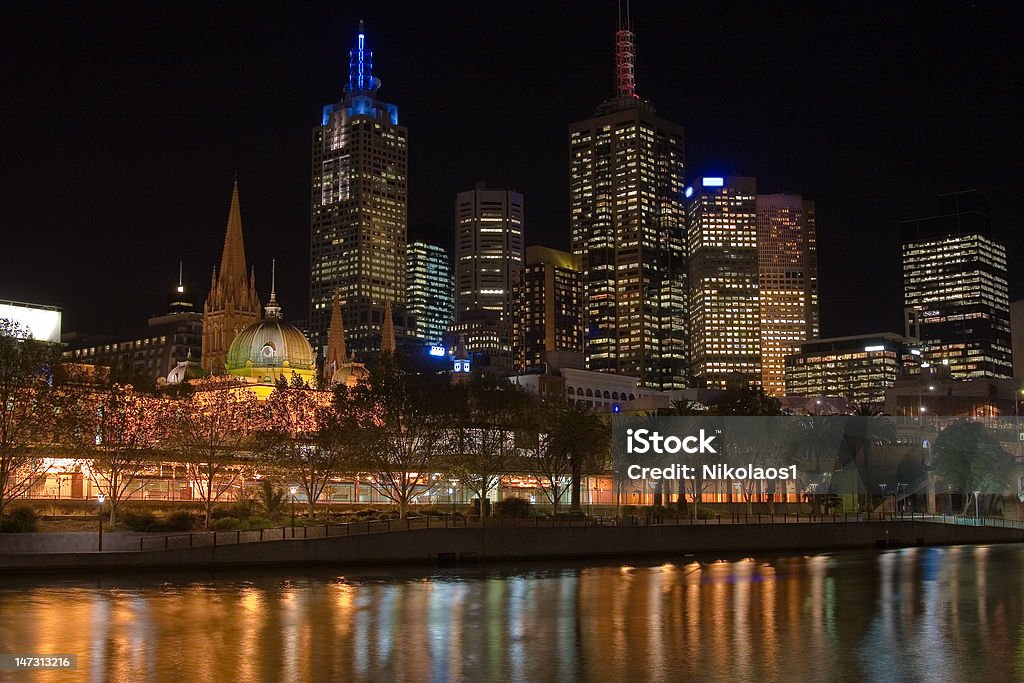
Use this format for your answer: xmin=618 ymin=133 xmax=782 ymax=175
xmin=176 ymin=260 xmax=184 ymax=294
xmin=616 ymin=0 xmax=637 ymax=99
xmin=265 ymin=258 xmax=282 ymax=318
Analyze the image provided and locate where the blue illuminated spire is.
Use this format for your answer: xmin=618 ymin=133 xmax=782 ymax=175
xmin=346 ymin=20 xmax=380 ymax=95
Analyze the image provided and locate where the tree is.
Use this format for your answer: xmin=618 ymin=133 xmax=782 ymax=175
xmin=787 ymin=415 xmax=845 ymax=513
xmin=444 ymin=378 xmax=528 ymax=517
xmin=547 ymin=401 xmax=610 ymax=512
xmin=521 ymin=399 xmax=573 ymax=518
xmin=259 ymin=386 xmax=353 ymax=518
xmin=80 ymin=384 xmax=168 ymax=526
xmin=0 ymin=319 xmax=65 ymax=521
xmin=341 ymin=355 xmax=446 ymax=518
xmin=841 ymin=410 xmax=897 ymax=511
xmin=167 ymin=385 xmax=259 ymax=529
xmin=714 ymin=384 xmax=782 ymax=416
xmin=932 ymin=420 xmax=1014 ymax=515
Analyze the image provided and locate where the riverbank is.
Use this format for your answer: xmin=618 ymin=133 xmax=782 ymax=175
xmin=1 ymin=519 xmax=1022 ymax=574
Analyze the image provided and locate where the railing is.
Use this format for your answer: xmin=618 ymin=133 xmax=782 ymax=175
xmin=130 ymin=510 xmax=1024 ymax=552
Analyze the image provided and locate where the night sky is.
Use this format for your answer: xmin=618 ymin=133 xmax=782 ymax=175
xmin=2 ymin=1 xmax=1021 ymax=338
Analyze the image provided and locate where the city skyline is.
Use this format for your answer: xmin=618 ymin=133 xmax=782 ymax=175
xmin=2 ymin=2 xmax=1021 ymax=339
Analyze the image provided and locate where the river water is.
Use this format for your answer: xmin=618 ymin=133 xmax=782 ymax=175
xmin=0 ymin=544 xmax=1021 ymax=682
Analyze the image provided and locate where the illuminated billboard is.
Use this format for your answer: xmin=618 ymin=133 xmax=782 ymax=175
xmin=0 ymin=300 xmax=62 ymax=343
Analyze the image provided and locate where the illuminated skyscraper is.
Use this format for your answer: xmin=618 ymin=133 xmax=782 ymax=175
xmin=901 ymin=191 xmax=1012 ymax=379
xmin=514 ymin=246 xmax=583 ymax=373
xmin=687 ymin=176 xmax=760 ymax=389
xmin=569 ymin=13 xmax=687 ymax=389
xmin=310 ymin=22 xmax=408 ymax=357
xmin=406 ymin=241 xmax=454 ymax=347
xmin=756 ymin=194 xmax=819 ymax=396
xmin=455 ymin=183 xmax=524 ymax=320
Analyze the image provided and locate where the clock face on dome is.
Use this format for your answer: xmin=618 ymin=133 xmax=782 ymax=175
xmin=261 ymin=342 xmax=276 ymax=359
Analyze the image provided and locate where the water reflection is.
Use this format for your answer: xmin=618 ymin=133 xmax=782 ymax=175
xmin=1 ymin=545 xmax=1024 ymax=681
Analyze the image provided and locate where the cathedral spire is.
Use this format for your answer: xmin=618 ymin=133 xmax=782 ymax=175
xmin=219 ymin=179 xmax=249 ymax=297
xmin=380 ymin=300 xmax=396 ymax=354
xmin=324 ymin=290 xmax=347 ymax=380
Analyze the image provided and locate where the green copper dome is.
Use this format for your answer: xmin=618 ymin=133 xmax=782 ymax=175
xmin=225 ymin=318 xmax=315 ymax=372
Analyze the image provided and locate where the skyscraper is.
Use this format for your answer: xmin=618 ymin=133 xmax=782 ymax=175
xmin=514 ymin=246 xmax=583 ymax=373
xmin=901 ymin=191 xmax=1012 ymax=379
xmin=406 ymin=240 xmax=454 ymax=347
xmin=454 ymin=183 xmax=524 ymax=320
xmin=756 ymin=193 xmax=819 ymax=396
xmin=202 ymin=181 xmax=261 ymax=374
xmin=687 ymin=176 xmax=761 ymax=389
xmin=310 ymin=22 xmax=408 ymax=358
xmin=569 ymin=14 xmax=686 ymax=389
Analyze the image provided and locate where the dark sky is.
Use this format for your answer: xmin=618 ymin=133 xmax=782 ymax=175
xmin=2 ymin=1 xmax=1021 ymax=337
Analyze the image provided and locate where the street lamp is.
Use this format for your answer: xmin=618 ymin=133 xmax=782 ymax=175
xmin=974 ymin=490 xmax=981 ymax=519
xmin=289 ymin=485 xmax=297 ymax=536
xmin=878 ymin=483 xmax=887 ymax=514
xmin=96 ymin=494 xmax=105 ymax=551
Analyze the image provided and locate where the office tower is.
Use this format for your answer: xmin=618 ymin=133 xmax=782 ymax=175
xmin=406 ymin=241 xmax=454 ymax=347
xmin=756 ymin=194 xmax=819 ymax=396
xmin=785 ymin=333 xmax=920 ymax=406
xmin=515 ymin=246 xmax=583 ymax=373
xmin=454 ymin=183 xmax=524 ymax=319
xmin=569 ymin=14 xmax=686 ymax=389
xmin=687 ymin=176 xmax=760 ymax=389
xmin=1011 ymin=299 xmax=1024 ymax=380
xmin=202 ymin=181 xmax=261 ymax=374
xmin=901 ymin=191 xmax=1012 ymax=379
xmin=310 ymin=21 xmax=408 ymax=357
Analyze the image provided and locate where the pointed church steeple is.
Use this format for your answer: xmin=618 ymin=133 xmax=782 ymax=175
xmin=202 ymin=178 xmax=262 ymax=374
xmin=380 ymin=301 xmax=396 ymax=354
xmin=218 ymin=180 xmax=250 ymax=301
xmin=324 ymin=290 xmax=347 ymax=380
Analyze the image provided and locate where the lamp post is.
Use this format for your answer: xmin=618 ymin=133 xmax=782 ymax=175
xmin=289 ymin=485 xmax=297 ymax=537
xmin=878 ymin=483 xmax=887 ymax=514
xmin=974 ymin=490 xmax=981 ymax=519
xmin=97 ymin=494 xmax=105 ymax=551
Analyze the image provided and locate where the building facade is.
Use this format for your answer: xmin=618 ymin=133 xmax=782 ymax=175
xmin=687 ymin=176 xmax=760 ymax=389
xmin=784 ymin=333 xmax=920 ymax=406
xmin=514 ymin=246 xmax=583 ymax=373
xmin=406 ymin=241 xmax=454 ymax=347
xmin=756 ymin=193 xmax=819 ymax=396
xmin=1012 ymin=299 xmax=1024 ymax=380
xmin=901 ymin=191 xmax=1012 ymax=379
xmin=569 ymin=17 xmax=687 ymax=390
xmin=454 ymin=184 xmax=523 ymax=320
xmin=201 ymin=181 xmax=261 ymax=374
xmin=310 ymin=22 xmax=408 ymax=357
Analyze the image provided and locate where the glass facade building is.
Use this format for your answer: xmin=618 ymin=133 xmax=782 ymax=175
xmin=687 ymin=177 xmax=760 ymax=389
xmin=756 ymin=194 xmax=819 ymax=396
xmin=514 ymin=246 xmax=583 ymax=373
xmin=785 ymin=333 xmax=920 ymax=406
xmin=406 ymin=241 xmax=454 ymax=347
xmin=310 ymin=24 xmax=408 ymax=357
xmin=569 ymin=29 xmax=686 ymax=389
xmin=901 ymin=191 xmax=1012 ymax=379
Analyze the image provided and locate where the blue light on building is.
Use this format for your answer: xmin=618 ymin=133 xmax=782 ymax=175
xmin=702 ymin=177 xmax=724 ymax=187
xmin=684 ymin=186 xmax=694 ymax=198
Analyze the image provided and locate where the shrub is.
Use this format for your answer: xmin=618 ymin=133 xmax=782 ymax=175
xmin=0 ymin=506 xmax=39 ymax=533
xmin=493 ymin=497 xmax=531 ymax=519
xmin=153 ymin=509 xmax=195 ymax=532
xmin=695 ymin=507 xmax=717 ymax=520
xmin=620 ymin=505 xmax=638 ymax=516
xmin=353 ymin=508 xmax=380 ymax=519
xmin=244 ymin=516 xmax=274 ymax=530
xmin=120 ymin=508 xmax=158 ymax=532
xmin=211 ymin=517 xmax=241 ymax=531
